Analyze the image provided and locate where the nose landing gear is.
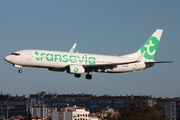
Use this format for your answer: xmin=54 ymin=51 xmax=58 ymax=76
xmin=18 ymin=69 xmax=22 ymax=73
xmin=13 ymin=64 xmax=23 ymax=73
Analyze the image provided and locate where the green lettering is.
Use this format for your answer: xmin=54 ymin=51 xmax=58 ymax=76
xmin=54 ymin=54 xmax=61 ymax=62
xmin=77 ymin=56 xmax=84 ymax=63
xmin=88 ymin=57 xmax=96 ymax=65
xmin=34 ymin=51 xmax=40 ymax=60
xmin=85 ymin=55 xmax=87 ymax=64
xmin=63 ymin=55 xmax=68 ymax=62
xmin=34 ymin=51 xmax=96 ymax=65
xmin=46 ymin=53 xmax=53 ymax=61
xmin=40 ymin=53 xmax=46 ymax=60
xmin=70 ymin=55 xmax=77 ymax=63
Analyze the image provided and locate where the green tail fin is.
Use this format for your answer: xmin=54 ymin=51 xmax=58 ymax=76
xmin=140 ymin=29 xmax=163 ymax=61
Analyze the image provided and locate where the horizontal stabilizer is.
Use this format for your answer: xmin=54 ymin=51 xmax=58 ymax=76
xmin=145 ymin=61 xmax=174 ymax=64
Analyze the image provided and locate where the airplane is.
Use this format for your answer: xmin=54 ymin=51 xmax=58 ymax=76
xmin=4 ymin=29 xmax=173 ymax=79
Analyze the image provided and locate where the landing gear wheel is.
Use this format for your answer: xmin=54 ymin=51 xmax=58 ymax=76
xmin=86 ymin=74 xmax=92 ymax=80
xmin=18 ymin=69 xmax=22 ymax=73
xmin=74 ymin=74 xmax=81 ymax=78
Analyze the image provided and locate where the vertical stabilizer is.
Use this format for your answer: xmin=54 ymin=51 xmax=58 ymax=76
xmin=139 ymin=29 xmax=163 ymax=61
xmin=121 ymin=29 xmax=163 ymax=62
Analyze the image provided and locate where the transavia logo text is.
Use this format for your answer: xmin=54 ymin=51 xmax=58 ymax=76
xmin=34 ymin=51 xmax=96 ymax=65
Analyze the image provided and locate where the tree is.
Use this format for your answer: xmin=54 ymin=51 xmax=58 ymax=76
xmin=118 ymin=101 xmax=170 ymax=120
xmin=153 ymin=104 xmax=166 ymax=117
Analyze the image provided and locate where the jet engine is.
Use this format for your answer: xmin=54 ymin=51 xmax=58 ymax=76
xmin=67 ymin=65 xmax=85 ymax=74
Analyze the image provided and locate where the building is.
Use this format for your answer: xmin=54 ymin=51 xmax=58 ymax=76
xmin=9 ymin=115 xmax=26 ymax=120
xmin=88 ymin=114 xmax=99 ymax=120
xmin=1 ymin=91 xmax=177 ymax=120
xmin=88 ymin=95 xmax=113 ymax=113
xmin=28 ymin=92 xmax=155 ymax=113
xmin=156 ymin=98 xmax=176 ymax=120
xmin=0 ymin=94 xmax=27 ymax=119
xmin=31 ymin=105 xmax=57 ymax=119
xmin=113 ymin=95 xmax=153 ymax=111
xmin=28 ymin=91 xmax=92 ymax=111
xmin=96 ymin=107 xmax=120 ymax=120
xmin=6 ymin=95 xmax=27 ymax=118
xmin=52 ymin=105 xmax=90 ymax=120
xmin=0 ymin=93 xmax=10 ymax=119
xmin=173 ymin=97 xmax=180 ymax=120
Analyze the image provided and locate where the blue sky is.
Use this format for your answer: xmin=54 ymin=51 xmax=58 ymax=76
xmin=0 ymin=1 xmax=179 ymax=97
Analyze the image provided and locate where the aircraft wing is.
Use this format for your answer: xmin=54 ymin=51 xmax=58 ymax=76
xmin=83 ymin=61 xmax=137 ymax=72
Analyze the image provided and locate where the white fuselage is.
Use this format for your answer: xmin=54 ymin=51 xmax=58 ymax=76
xmin=5 ymin=29 xmax=170 ymax=79
xmin=5 ymin=49 xmax=147 ymax=73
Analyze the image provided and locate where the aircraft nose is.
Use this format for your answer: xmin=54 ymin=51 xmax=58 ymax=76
xmin=4 ymin=55 xmax=11 ymax=62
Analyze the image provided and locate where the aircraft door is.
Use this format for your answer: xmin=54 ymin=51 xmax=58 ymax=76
xmin=26 ymin=52 xmax=31 ymax=61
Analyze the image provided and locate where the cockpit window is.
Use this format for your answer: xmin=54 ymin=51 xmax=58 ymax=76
xmin=11 ymin=53 xmax=20 ymax=56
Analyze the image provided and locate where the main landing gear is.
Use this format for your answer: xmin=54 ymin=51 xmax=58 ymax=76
xmin=74 ymin=73 xmax=92 ymax=80
xmin=74 ymin=74 xmax=81 ymax=78
xmin=86 ymin=73 xmax=92 ymax=80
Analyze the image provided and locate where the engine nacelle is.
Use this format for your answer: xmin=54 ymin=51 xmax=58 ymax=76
xmin=66 ymin=65 xmax=85 ymax=74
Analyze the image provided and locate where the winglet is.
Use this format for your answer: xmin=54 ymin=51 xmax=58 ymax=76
xmin=69 ymin=43 xmax=77 ymax=52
